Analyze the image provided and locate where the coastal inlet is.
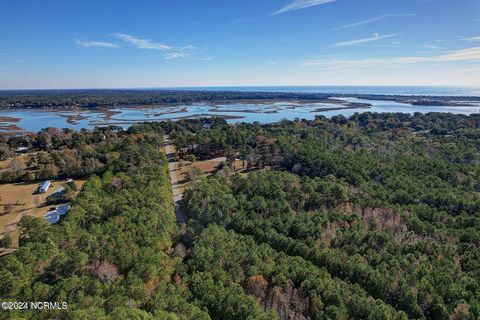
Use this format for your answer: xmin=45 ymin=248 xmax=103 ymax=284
xmin=1 ymin=97 xmax=480 ymax=134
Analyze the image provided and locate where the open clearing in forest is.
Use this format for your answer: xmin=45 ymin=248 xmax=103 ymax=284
xmin=0 ymin=153 xmax=30 ymax=171
xmin=0 ymin=179 xmax=85 ymax=247
xmin=175 ymin=157 xmax=247 ymax=192
xmin=163 ymin=135 xmax=246 ymax=223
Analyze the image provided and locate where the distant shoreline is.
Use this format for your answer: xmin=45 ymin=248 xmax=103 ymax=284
xmin=1 ymin=89 xmax=479 ymax=111
xmin=1 ymin=85 xmax=480 ymax=96
xmin=1 ymin=91 xmax=480 ymax=135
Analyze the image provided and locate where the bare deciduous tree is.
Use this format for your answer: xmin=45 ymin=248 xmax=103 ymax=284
xmin=89 ymin=260 xmax=119 ymax=283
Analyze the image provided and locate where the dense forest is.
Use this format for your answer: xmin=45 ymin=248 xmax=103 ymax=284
xmin=0 ymin=125 xmax=164 ymax=182
xmin=0 ymin=89 xmax=336 ymax=109
xmin=0 ymin=126 xmax=211 ymax=319
xmin=1 ymin=111 xmax=480 ymax=319
xmin=172 ymin=112 xmax=480 ymax=319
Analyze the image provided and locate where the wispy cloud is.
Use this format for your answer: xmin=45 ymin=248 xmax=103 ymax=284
xmin=450 ymin=66 xmax=480 ymax=74
xmin=331 ymin=33 xmax=398 ymax=47
xmin=112 ymin=33 xmax=171 ymax=50
xmin=16 ymin=59 xmax=27 ymax=63
xmin=303 ymin=47 xmax=480 ymax=69
xmin=164 ymin=52 xmax=187 ymax=59
xmin=164 ymin=45 xmax=198 ymax=60
xmin=332 ymin=14 xmax=415 ymax=31
xmin=272 ymin=0 xmax=336 ymax=15
xmin=200 ymin=57 xmax=214 ymax=61
xmin=463 ymin=35 xmax=480 ymax=42
xmin=74 ymin=39 xmax=119 ymax=48
xmin=422 ymin=44 xmax=440 ymax=49
xmin=75 ymin=33 xmax=201 ymax=60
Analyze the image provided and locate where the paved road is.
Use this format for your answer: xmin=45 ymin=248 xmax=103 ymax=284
xmin=164 ymin=136 xmax=187 ymax=223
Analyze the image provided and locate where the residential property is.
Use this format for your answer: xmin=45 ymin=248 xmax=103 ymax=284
xmin=44 ymin=211 xmax=61 ymax=224
xmin=38 ymin=180 xmax=51 ymax=193
xmin=44 ymin=204 xmax=71 ymax=224
xmin=203 ymin=121 xmax=212 ymax=129
xmin=57 ymin=204 xmax=71 ymax=215
xmin=15 ymin=146 xmax=31 ymax=154
xmin=45 ymin=186 xmax=66 ymax=204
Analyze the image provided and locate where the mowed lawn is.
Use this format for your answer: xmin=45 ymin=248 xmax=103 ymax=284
xmin=0 ymin=179 xmax=85 ymax=247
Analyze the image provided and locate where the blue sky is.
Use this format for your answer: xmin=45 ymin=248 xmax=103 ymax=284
xmin=0 ymin=0 xmax=479 ymax=89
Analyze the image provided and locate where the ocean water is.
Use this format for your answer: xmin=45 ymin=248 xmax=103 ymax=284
xmin=163 ymin=86 xmax=480 ymax=97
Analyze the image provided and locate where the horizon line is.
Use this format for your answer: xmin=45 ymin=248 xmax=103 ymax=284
xmin=1 ymin=84 xmax=480 ymax=92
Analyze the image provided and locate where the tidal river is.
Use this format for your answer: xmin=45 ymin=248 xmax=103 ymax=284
xmin=1 ymin=97 xmax=480 ymax=134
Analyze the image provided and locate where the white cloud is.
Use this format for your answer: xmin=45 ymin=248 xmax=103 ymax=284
xmin=450 ymin=66 xmax=480 ymax=74
xmin=164 ymin=52 xmax=188 ymax=59
xmin=164 ymin=45 xmax=198 ymax=60
xmin=272 ymin=0 xmax=336 ymax=15
xmin=16 ymin=59 xmax=27 ymax=63
xmin=332 ymin=14 xmax=415 ymax=31
xmin=75 ymin=33 xmax=200 ymax=60
xmin=74 ymin=39 xmax=119 ymax=48
xmin=303 ymin=47 xmax=480 ymax=69
xmin=200 ymin=57 xmax=214 ymax=61
xmin=463 ymin=36 xmax=480 ymax=42
xmin=112 ymin=33 xmax=171 ymax=50
xmin=422 ymin=44 xmax=440 ymax=49
xmin=331 ymin=33 xmax=398 ymax=47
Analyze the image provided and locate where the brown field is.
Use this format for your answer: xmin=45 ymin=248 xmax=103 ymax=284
xmin=0 ymin=154 xmax=29 ymax=171
xmin=175 ymin=157 xmax=246 ymax=193
xmin=0 ymin=179 xmax=85 ymax=248
xmin=0 ymin=151 xmax=43 ymax=172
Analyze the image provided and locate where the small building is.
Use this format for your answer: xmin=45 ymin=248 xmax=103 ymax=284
xmin=38 ymin=181 xmax=51 ymax=194
xmin=57 ymin=204 xmax=71 ymax=215
xmin=45 ymin=187 xmax=65 ymax=204
xmin=44 ymin=211 xmax=61 ymax=224
xmin=44 ymin=204 xmax=71 ymax=224
xmin=203 ymin=120 xmax=212 ymax=129
xmin=15 ymin=146 xmax=31 ymax=154
xmin=50 ymin=187 xmax=65 ymax=197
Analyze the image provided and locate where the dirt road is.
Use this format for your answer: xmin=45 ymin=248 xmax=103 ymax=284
xmin=164 ymin=136 xmax=187 ymax=223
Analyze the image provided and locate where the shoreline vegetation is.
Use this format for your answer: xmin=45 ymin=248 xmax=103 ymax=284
xmin=1 ymin=90 xmax=479 ymax=135
xmin=0 ymin=116 xmax=24 ymax=136
xmin=87 ymin=114 xmax=246 ymax=127
xmin=1 ymin=89 xmax=479 ymax=111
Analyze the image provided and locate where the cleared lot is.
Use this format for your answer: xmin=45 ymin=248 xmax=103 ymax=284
xmin=0 ymin=179 xmax=85 ymax=247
